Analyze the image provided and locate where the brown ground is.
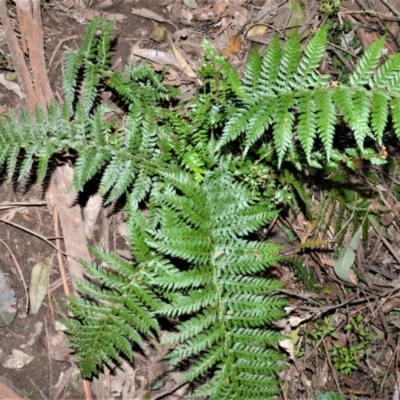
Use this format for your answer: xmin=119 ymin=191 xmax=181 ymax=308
xmin=0 ymin=0 xmax=400 ymax=399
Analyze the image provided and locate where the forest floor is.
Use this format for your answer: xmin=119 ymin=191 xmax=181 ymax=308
xmin=1 ymin=0 xmax=400 ymax=399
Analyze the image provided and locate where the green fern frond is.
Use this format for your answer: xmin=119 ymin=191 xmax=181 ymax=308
xmin=350 ymin=90 xmax=372 ymax=149
xmin=277 ymin=32 xmax=301 ymax=90
xmin=297 ymin=91 xmax=317 ymax=161
xmin=65 ymin=245 xmax=163 ymax=377
xmin=150 ymin=170 xmax=288 ymax=397
xmin=371 ymin=52 xmax=400 ymax=92
xmin=273 ymin=93 xmax=295 ymax=166
xmin=390 ymin=96 xmax=400 ymax=140
xmin=371 ymin=92 xmax=389 ymax=143
xmin=243 ymin=48 xmax=262 ymax=94
xmin=294 ymin=26 xmax=328 ymax=88
xmin=182 ymin=150 xmax=206 ymax=183
xmin=259 ymin=35 xmax=281 ymax=96
xmin=350 ymin=36 xmax=385 ymax=87
xmin=244 ymin=97 xmax=278 ymax=152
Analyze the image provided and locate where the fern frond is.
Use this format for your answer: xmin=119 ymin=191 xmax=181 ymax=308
xmin=150 ymin=169 xmax=288 ymax=397
xmin=294 ymin=26 xmax=328 ymax=88
xmin=277 ymin=32 xmax=301 ymax=90
xmin=273 ymin=93 xmax=296 ymax=166
xmin=350 ymin=36 xmax=385 ymax=87
xmin=259 ymin=35 xmax=281 ymax=95
xmin=372 ymin=52 xmax=400 ymax=92
xmin=297 ymin=91 xmax=317 ymax=161
xmin=244 ymin=97 xmax=278 ymax=152
xmin=243 ymin=48 xmax=262 ymax=95
xmin=371 ymin=91 xmax=389 ymax=144
xmin=315 ymin=89 xmax=336 ymax=159
xmin=390 ymin=96 xmax=400 ymax=140
xmin=349 ymin=90 xmax=372 ymax=149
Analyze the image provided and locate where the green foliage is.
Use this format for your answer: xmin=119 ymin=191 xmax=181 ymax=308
xmin=307 ymin=315 xmax=378 ymax=376
xmin=152 ymin=170 xmax=288 ymax=398
xmin=0 ymin=19 xmax=399 ymax=398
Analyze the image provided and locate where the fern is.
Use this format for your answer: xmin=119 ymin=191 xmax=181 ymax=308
xmin=0 ymin=19 xmax=399 ymax=399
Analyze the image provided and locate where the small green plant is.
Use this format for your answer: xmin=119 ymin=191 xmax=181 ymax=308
xmin=309 ymin=315 xmax=377 ymax=376
xmin=331 ymin=315 xmax=373 ymax=375
xmin=319 ymin=0 xmax=341 ymax=14
xmin=308 ymin=316 xmax=337 ymax=344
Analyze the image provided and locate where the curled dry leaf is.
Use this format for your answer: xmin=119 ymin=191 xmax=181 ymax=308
xmin=0 ymin=74 xmax=24 ymax=98
xmin=246 ymin=24 xmax=268 ymax=38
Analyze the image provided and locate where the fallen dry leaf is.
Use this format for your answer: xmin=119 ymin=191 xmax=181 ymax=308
xmin=221 ymin=35 xmax=242 ymax=58
xmin=170 ymin=42 xmax=197 ymax=78
xmin=0 ymin=74 xmax=24 ymax=98
xmin=193 ymin=5 xmax=216 ymax=21
xmin=246 ymin=24 xmax=268 ymax=38
xmin=130 ymin=48 xmax=181 ymax=69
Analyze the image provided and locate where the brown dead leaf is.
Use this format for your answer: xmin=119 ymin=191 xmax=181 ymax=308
xmin=130 ymin=49 xmax=181 ymax=69
xmin=42 ymin=331 xmax=74 ymax=362
xmin=221 ymin=35 xmax=242 ymax=58
xmin=163 ymin=71 xmax=182 ymax=87
xmin=171 ymin=42 xmax=197 ymax=78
